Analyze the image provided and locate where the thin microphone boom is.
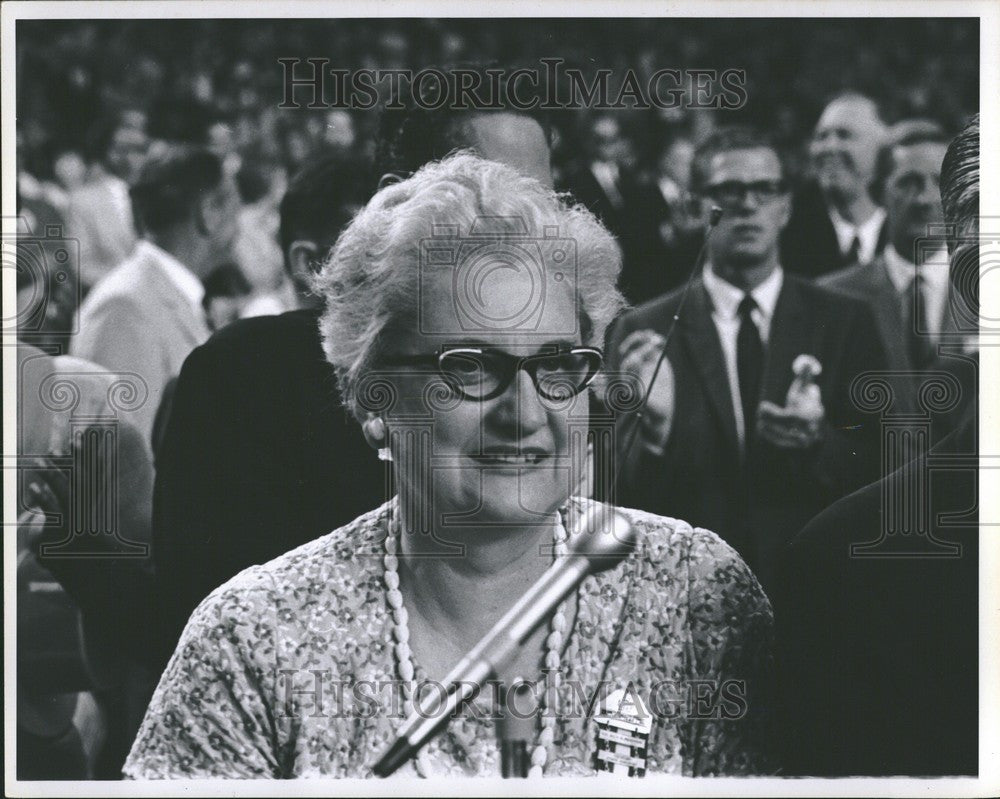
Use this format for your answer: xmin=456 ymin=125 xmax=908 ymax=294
xmin=373 ymin=505 xmax=636 ymax=778
xmin=613 ymin=205 xmax=724 ymax=483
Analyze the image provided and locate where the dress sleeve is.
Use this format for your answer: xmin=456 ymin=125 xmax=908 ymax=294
xmin=681 ymin=528 xmax=775 ymax=776
xmin=122 ymin=575 xmax=282 ymax=778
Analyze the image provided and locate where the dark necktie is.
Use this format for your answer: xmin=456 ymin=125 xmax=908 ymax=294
xmin=906 ymin=273 xmax=934 ymax=368
xmin=737 ymin=294 xmax=764 ymax=444
xmin=846 ymin=233 xmax=862 ymax=265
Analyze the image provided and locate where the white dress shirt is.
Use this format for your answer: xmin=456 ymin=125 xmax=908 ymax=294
xmin=882 ymin=243 xmax=950 ymax=342
xmin=140 ymin=240 xmax=205 ymax=315
xmin=829 ymin=206 xmax=886 ymax=266
xmin=590 ymin=161 xmax=624 ymax=210
xmin=703 ymin=264 xmax=784 ymax=446
xmin=106 ymin=174 xmax=133 ymax=229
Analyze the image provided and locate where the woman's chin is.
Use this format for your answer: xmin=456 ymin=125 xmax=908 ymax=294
xmin=470 ymin=488 xmax=568 ymax=527
xmin=421 ymin=483 xmax=567 ymax=528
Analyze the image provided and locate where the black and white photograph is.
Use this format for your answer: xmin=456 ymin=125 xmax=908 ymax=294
xmin=3 ymin=1 xmax=997 ymax=793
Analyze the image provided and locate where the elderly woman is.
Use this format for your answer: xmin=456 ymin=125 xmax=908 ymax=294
xmin=124 ymin=154 xmax=772 ymax=779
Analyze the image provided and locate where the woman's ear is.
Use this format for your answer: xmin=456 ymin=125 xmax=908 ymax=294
xmin=362 ymin=416 xmax=392 ymax=461
xmin=361 ymin=415 xmax=386 ymax=449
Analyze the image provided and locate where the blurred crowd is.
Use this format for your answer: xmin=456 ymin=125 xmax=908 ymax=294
xmin=16 ymin=19 xmax=977 ymax=340
xmin=13 ymin=17 xmax=979 ymax=782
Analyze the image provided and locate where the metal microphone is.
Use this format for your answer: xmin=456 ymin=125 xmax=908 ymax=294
xmin=373 ymin=505 xmax=636 ymax=778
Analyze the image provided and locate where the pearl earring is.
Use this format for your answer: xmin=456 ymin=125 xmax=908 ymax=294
xmin=367 ymin=417 xmax=392 ymax=462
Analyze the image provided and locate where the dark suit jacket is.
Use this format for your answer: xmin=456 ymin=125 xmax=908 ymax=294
xmin=780 ymin=181 xmax=889 ymax=280
xmin=820 ymin=256 xmax=976 ymax=436
xmin=606 ymin=274 xmax=887 ymax=593
xmin=772 ymin=409 xmax=977 ymax=776
xmin=562 ymin=166 xmax=676 ymax=305
xmin=153 ymin=309 xmax=389 ymax=663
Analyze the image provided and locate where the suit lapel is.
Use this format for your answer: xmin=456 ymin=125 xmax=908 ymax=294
xmin=868 ymin=258 xmax=912 ymax=371
xmin=678 ymin=282 xmax=740 ymax=456
xmin=817 ymin=209 xmax=845 ymax=271
xmin=940 ymin=284 xmax=963 ymax=338
xmin=761 ymin=278 xmax=810 ymax=406
xmin=875 ymin=215 xmax=891 ymax=257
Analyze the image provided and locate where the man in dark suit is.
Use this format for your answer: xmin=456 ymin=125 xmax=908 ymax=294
xmin=772 ymin=114 xmax=979 ymax=776
xmin=608 ymin=127 xmax=886 ymax=594
xmin=153 ymin=102 xmax=557 ymax=662
xmin=820 ymin=124 xmax=973 ymax=435
xmin=781 ymin=92 xmax=890 ymax=279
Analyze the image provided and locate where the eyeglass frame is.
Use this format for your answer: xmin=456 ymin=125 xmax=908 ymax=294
xmin=379 ymin=345 xmax=605 ymax=402
xmin=701 ymin=179 xmax=788 ymax=209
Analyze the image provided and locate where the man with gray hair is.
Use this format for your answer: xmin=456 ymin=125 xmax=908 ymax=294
xmin=780 ymin=92 xmax=890 ymax=278
xmin=819 ymin=123 xmax=964 ymax=429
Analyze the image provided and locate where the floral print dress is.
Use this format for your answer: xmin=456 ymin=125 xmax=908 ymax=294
xmin=124 ymin=498 xmax=774 ymax=778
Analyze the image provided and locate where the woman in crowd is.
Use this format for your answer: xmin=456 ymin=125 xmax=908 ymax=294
xmin=123 ymin=153 xmax=773 ymax=778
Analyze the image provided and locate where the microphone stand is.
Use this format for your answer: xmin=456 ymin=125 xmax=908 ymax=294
xmin=497 ymin=681 xmax=536 ymax=778
xmin=614 ymin=206 xmax=724 ymax=484
xmin=373 ymin=506 xmax=635 ymax=777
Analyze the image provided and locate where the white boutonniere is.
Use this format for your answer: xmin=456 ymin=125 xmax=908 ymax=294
xmin=792 ymin=354 xmax=822 ymax=380
xmin=787 ymin=355 xmax=823 ymax=417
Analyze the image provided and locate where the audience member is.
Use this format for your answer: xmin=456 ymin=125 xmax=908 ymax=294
xmin=781 ymin=92 xmax=890 ymax=278
xmin=651 ymin=135 xmax=704 ymax=293
xmin=202 ymin=262 xmax=252 ymax=331
xmin=278 ymin=160 xmax=367 ymax=308
xmin=373 ymin=79 xmax=553 ymax=188
xmin=231 ymin=158 xmax=291 ymax=316
xmin=71 ymin=146 xmax=240 ymax=442
xmin=820 ymin=123 xmax=971 ymax=433
xmin=17 ymin=342 xmax=108 ymax=780
xmin=772 ymin=114 xmax=979 ymax=776
xmin=563 ymin=114 xmax=666 ymax=304
xmin=608 ymin=127 xmax=887 ymax=593
xmin=17 ymin=340 xmax=155 ymax=779
xmin=64 ymin=118 xmax=147 ymax=292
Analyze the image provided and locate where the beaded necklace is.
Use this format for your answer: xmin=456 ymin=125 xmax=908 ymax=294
xmin=384 ymin=509 xmax=570 ymax=778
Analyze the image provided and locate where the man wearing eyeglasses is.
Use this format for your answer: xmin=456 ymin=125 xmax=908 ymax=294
xmin=607 ymin=127 xmax=887 ymax=595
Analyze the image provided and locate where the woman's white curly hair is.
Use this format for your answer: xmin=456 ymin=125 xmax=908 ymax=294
xmin=314 ymin=151 xmax=626 ymax=420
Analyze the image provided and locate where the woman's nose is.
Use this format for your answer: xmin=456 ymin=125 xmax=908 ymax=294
xmin=495 ymin=368 xmax=548 ymax=434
